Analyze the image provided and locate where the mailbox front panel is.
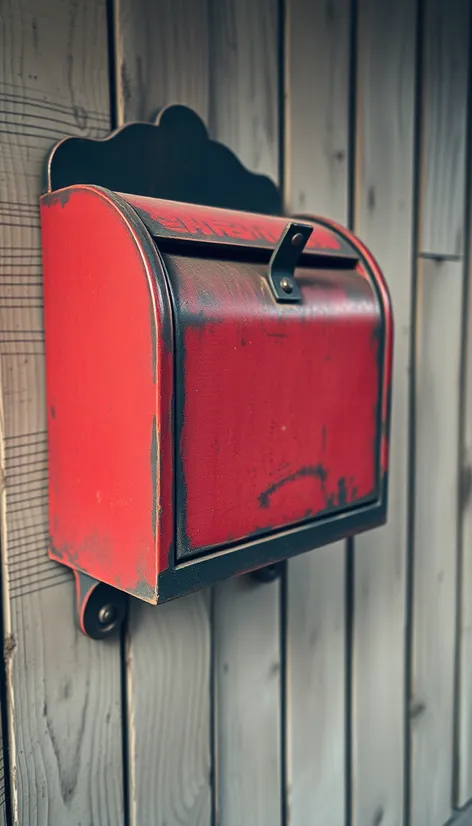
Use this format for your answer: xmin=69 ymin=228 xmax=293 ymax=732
xmin=162 ymin=252 xmax=382 ymax=559
xmin=40 ymin=184 xmax=392 ymax=611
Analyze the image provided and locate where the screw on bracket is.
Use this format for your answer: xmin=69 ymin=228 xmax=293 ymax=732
xmin=268 ymin=222 xmax=313 ymax=303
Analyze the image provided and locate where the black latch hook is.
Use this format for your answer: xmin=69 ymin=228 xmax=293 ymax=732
xmin=268 ymin=222 xmax=313 ymax=303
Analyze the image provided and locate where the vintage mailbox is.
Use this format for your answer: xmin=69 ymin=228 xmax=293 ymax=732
xmin=40 ymin=106 xmax=393 ymax=638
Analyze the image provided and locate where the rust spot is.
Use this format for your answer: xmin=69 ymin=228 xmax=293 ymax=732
xmin=45 ymin=189 xmax=72 ymax=208
xmin=337 ymin=477 xmax=347 ymax=506
xmin=258 ymin=464 xmax=328 ymax=509
xmin=132 ymin=577 xmax=156 ymax=601
xmin=148 ymin=292 xmax=157 ymax=383
xmin=50 ymin=538 xmax=64 ymax=560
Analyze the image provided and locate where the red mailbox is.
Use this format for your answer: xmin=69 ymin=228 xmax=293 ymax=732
xmin=40 ymin=106 xmax=393 ymax=638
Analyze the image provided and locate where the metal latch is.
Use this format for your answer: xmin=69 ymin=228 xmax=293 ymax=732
xmin=268 ymin=222 xmax=313 ymax=303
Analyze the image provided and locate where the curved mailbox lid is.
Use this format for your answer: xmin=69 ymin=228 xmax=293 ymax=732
xmin=120 ymin=193 xmax=359 ymax=262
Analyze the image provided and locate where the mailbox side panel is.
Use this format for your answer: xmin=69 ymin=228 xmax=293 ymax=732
xmin=40 ymin=186 xmax=174 ymax=601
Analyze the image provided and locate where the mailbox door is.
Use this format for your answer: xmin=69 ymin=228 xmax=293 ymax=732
xmin=162 ymin=251 xmax=383 ymax=560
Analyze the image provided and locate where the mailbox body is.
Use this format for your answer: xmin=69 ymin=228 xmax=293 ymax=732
xmin=40 ymin=185 xmax=392 ymax=604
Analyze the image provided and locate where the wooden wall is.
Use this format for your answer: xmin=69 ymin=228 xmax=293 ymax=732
xmin=0 ymin=0 xmax=471 ymax=824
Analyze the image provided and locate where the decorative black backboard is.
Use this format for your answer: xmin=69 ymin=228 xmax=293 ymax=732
xmin=45 ymin=104 xmax=282 ymax=216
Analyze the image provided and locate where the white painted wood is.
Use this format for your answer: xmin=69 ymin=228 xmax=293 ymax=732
xmin=411 ymin=259 xmax=463 ymax=826
xmin=115 ymin=2 xmax=213 ymax=824
xmin=285 ymin=0 xmax=350 ymax=222
xmin=285 ymin=548 xmax=345 ymax=826
xmin=209 ymin=0 xmax=278 ymax=179
xmin=127 ymin=595 xmax=211 ymax=826
xmin=214 ymin=577 xmax=281 ymax=826
xmin=352 ymin=1 xmax=417 ymax=824
xmin=418 ymin=0 xmax=470 ymax=258
xmin=209 ymin=2 xmax=282 ymax=824
xmin=411 ymin=2 xmax=469 ymax=821
xmin=0 ymin=703 xmax=6 ymax=826
xmin=0 ymin=2 xmax=124 ymax=825
xmin=284 ymin=1 xmax=349 ymax=824
xmin=457 ymin=162 xmax=472 ymax=805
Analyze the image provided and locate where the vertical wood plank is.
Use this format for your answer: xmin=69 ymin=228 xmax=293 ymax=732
xmin=208 ymin=0 xmax=278 ymax=180
xmin=418 ymin=0 xmax=470 ymax=258
xmin=0 ymin=2 xmax=124 ymax=825
xmin=0 ymin=710 xmax=6 ymax=825
xmin=115 ymin=0 xmax=210 ymax=123
xmin=411 ymin=1 xmax=470 ymax=821
xmin=214 ymin=578 xmax=281 ymax=826
xmin=127 ymin=596 xmax=211 ymax=826
xmin=457 ymin=2 xmax=472 ymax=803
xmin=285 ymin=0 xmax=350 ymax=222
xmin=459 ymin=228 xmax=472 ymax=805
xmin=284 ymin=1 xmax=350 ymax=824
xmin=411 ymin=259 xmax=464 ymax=826
xmin=352 ymin=1 xmax=417 ymax=824
xmin=115 ymin=3 xmax=212 ymax=825
xmin=209 ymin=3 xmax=282 ymax=825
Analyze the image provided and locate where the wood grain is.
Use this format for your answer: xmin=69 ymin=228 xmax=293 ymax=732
xmin=457 ymin=116 xmax=472 ymax=804
xmin=418 ymin=0 xmax=470 ymax=257
xmin=115 ymin=2 xmax=213 ymax=824
xmin=411 ymin=2 xmax=470 ymax=820
xmin=351 ymin=1 xmax=417 ymax=824
xmin=285 ymin=546 xmax=345 ymax=826
xmin=0 ymin=2 xmax=124 ymax=824
xmin=284 ymin=0 xmax=350 ymax=222
xmin=284 ymin=1 xmax=350 ymax=823
xmin=127 ymin=596 xmax=211 ymax=826
xmin=214 ymin=578 xmax=281 ymax=826
xmin=411 ymin=259 xmax=463 ymax=826
xmin=115 ymin=0 xmax=210 ymax=124
xmin=0 ymin=710 xmax=6 ymax=826
xmin=209 ymin=2 xmax=282 ymax=823
xmin=208 ymin=0 xmax=278 ymax=178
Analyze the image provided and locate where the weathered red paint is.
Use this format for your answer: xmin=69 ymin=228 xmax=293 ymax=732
xmin=121 ymin=193 xmax=351 ymax=256
xmin=40 ymin=185 xmax=393 ymax=605
xmin=41 ymin=186 xmax=174 ymax=601
xmin=164 ymin=254 xmax=380 ymax=557
xmin=304 ymin=214 xmax=394 ymax=477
